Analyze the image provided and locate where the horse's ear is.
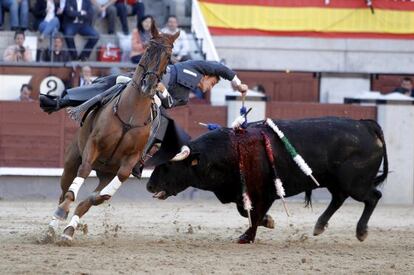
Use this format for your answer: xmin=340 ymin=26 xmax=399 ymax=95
xmin=151 ymin=20 xmax=159 ymax=38
xmin=171 ymin=31 xmax=180 ymax=42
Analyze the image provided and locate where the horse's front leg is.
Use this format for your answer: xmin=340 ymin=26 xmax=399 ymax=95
xmin=60 ymin=172 xmax=115 ymax=243
xmin=41 ymin=140 xmax=81 ymax=243
xmin=55 ymin=139 xmax=99 ymax=221
xmin=61 ymin=154 xmax=140 ymax=242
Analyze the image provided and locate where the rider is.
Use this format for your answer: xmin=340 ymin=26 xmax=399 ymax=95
xmin=40 ymin=60 xmax=248 ymax=175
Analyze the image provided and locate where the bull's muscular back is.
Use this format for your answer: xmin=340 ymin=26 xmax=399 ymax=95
xmin=189 ymin=116 xmax=385 ymax=202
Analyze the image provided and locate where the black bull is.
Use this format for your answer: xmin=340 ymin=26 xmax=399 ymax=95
xmin=147 ymin=117 xmax=388 ymax=243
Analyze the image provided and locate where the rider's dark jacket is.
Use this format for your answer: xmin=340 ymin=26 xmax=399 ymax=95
xmin=66 ymin=60 xmax=237 ymax=108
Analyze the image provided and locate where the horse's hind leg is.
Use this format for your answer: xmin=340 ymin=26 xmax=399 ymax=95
xmin=61 ymin=172 xmax=115 ymax=242
xmin=57 ymin=138 xmax=99 ymax=221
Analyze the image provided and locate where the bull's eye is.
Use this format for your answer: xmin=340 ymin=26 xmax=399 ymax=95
xmin=191 ymin=159 xmax=198 ymax=166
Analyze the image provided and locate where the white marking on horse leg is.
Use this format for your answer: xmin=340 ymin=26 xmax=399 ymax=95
xmin=49 ymin=217 xmax=59 ymax=230
xmin=68 ymin=177 xmax=85 ymax=200
xmin=64 ymin=215 xmax=80 ymax=231
xmin=99 ymin=177 xmax=122 ymax=197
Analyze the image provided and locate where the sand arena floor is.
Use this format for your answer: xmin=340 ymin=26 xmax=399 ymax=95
xmin=0 ymin=199 xmax=413 ymax=274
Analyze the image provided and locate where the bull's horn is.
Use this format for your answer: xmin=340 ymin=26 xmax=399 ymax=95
xmin=171 ymin=146 xmax=191 ymax=161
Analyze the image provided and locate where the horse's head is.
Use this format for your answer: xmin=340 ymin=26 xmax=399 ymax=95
xmin=138 ymin=23 xmax=180 ymax=96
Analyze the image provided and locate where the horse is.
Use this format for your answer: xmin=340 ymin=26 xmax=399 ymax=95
xmin=43 ymin=25 xmax=180 ymax=244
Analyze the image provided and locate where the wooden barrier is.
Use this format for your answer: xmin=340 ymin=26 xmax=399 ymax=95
xmin=0 ymin=101 xmax=377 ymax=168
xmin=0 ymin=101 xmax=226 ymax=167
xmin=266 ymin=102 xmax=377 ymax=120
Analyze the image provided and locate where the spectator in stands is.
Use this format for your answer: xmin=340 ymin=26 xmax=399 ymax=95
xmin=392 ymin=77 xmax=414 ymax=97
xmin=38 ymin=0 xmax=60 ymax=41
xmin=3 ymin=30 xmax=33 ymax=62
xmin=19 ymin=0 xmax=30 ymax=31
xmin=115 ymin=0 xmax=145 ymax=35
xmin=92 ymin=0 xmax=117 ymax=34
xmin=1 ymin=0 xmax=30 ymax=31
xmin=0 ymin=0 xmax=17 ymax=30
xmin=130 ymin=15 xmax=153 ymax=64
xmin=161 ymin=15 xmax=190 ymax=63
xmin=63 ymin=0 xmax=100 ymax=61
xmin=40 ymin=32 xmax=71 ymax=62
xmin=17 ymin=84 xmax=34 ymax=102
xmin=79 ymin=65 xmax=93 ymax=86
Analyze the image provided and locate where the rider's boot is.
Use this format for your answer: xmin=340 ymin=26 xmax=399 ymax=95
xmin=39 ymin=95 xmax=79 ymax=114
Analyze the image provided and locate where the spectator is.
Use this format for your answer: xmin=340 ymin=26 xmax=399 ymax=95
xmin=38 ymin=0 xmax=60 ymax=41
xmin=63 ymin=0 xmax=100 ymax=61
xmin=19 ymin=0 xmax=30 ymax=31
xmin=79 ymin=65 xmax=93 ymax=86
xmin=0 ymin=0 xmax=18 ymax=30
xmin=40 ymin=32 xmax=71 ymax=62
xmin=17 ymin=84 xmax=34 ymax=102
xmin=115 ymin=0 xmax=145 ymax=35
xmin=130 ymin=15 xmax=153 ymax=64
xmin=392 ymin=77 xmax=414 ymax=97
xmin=91 ymin=0 xmax=117 ymax=34
xmin=161 ymin=15 xmax=190 ymax=62
xmin=3 ymin=30 xmax=33 ymax=62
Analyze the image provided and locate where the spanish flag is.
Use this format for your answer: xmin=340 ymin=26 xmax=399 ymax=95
xmin=199 ymin=0 xmax=414 ymax=39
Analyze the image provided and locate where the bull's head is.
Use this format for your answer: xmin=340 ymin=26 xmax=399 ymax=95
xmin=147 ymin=146 xmax=200 ymax=200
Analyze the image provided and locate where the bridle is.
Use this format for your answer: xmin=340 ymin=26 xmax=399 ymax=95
xmin=130 ymin=40 xmax=172 ymax=96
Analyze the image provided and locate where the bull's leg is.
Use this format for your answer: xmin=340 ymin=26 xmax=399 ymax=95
xmin=57 ymin=139 xmax=99 ymax=221
xmin=42 ymin=140 xmax=81 ymax=243
xmin=237 ymin=199 xmax=274 ymax=244
xmin=236 ymin=204 xmax=275 ymax=229
xmin=313 ymin=189 xmax=348 ymax=236
xmin=355 ymin=189 xmax=382 ymax=242
xmin=61 ymin=172 xmax=115 ymax=243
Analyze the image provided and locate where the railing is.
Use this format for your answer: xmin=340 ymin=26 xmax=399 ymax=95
xmin=0 ymin=31 xmax=203 ymax=64
xmin=191 ymin=0 xmax=219 ymax=61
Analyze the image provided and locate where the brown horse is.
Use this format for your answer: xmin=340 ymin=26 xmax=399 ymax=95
xmin=44 ymin=26 xmax=179 ymax=243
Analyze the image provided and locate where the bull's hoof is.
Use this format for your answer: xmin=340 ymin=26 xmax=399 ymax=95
xmin=53 ymin=207 xmax=69 ymax=221
xmin=313 ymin=222 xmax=328 ymax=236
xmin=356 ymin=229 xmax=368 ymax=242
xmin=237 ymin=233 xmax=254 ymax=244
xmin=264 ymin=215 xmax=275 ymax=229
xmin=38 ymin=226 xmax=57 ymax=244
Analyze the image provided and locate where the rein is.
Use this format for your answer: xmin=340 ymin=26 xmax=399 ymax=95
xmin=101 ymin=87 xmax=152 ymax=166
xmin=102 ymin=39 xmax=171 ymax=165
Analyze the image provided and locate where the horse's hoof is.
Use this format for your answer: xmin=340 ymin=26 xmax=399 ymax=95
xmin=313 ymin=222 xmax=328 ymax=236
xmin=356 ymin=230 xmax=368 ymax=242
xmin=38 ymin=226 xmax=57 ymax=244
xmin=58 ymin=234 xmax=73 ymax=246
xmin=53 ymin=207 xmax=69 ymax=221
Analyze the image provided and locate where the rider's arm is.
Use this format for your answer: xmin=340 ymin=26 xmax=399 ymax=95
xmin=156 ymin=83 xmax=174 ymax=109
xmin=188 ymin=60 xmax=248 ymax=93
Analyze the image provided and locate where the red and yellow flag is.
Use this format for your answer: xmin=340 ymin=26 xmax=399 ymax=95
xmin=199 ymin=0 xmax=414 ymax=39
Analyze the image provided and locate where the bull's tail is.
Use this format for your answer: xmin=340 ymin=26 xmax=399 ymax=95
xmin=363 ymin=119 xmax=389 ymax=186
xmin=304 ymin=190 xmax=312 ymax=208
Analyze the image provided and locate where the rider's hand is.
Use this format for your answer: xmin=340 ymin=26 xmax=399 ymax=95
xmin=231 ymin=76 xmax=248 ymax=94
xmin=156 ymin=83 xmax=166 ymax=92
xmin=237 ymin=84 xmax=248 ymax=94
